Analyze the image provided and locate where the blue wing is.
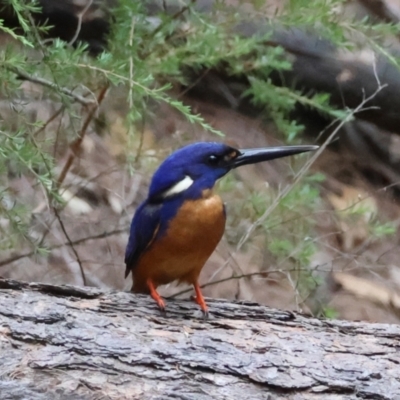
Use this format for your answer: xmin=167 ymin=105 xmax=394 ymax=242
xmin=124 ymin=195 xmax=185 ymax=278
xmin=124 ymin=201 xmax=162 ymax=278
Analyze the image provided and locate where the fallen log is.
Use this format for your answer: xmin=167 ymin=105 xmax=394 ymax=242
xmin=0 ymin=278 xmax=399 ymax=399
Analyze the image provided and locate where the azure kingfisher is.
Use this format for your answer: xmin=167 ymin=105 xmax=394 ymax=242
xmin=125 ymin=141 xmax=318 ymax=316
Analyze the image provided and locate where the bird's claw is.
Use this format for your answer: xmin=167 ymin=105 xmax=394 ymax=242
xmin=191 ymin=295 xmax=209 ymax=319
xmin=158 ymin=305 xmax=167 ymax=317
xmin=202 ymin=308 xmax=209 ymax=319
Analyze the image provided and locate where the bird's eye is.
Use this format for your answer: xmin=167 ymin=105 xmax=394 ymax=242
xmin=207 ymin=154 xmax=220 ymax=166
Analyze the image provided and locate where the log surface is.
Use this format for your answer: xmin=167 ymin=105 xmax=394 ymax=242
xmin=0 ymin=278 xmax=399 ymax=400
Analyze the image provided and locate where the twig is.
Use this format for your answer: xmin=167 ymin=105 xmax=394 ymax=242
xmin=68 ymin=0 xmax=93 ymax=47
xmin=235 ymin=83 xmax=387 ymax=259
xmin=0 ymin=228 xmax=128 ymax=269
xmin=6 ymin=66 xmax=95 ymax=106
xmin=358 ymin=0 xmax=399 ymax=23
xmin=150 ymin=0 xmax=195 ymax=39
xmin=57 ymin=85 xmax=109 ymax=188
xmin=53 ymin=207 xmax=86 ymax=286
xmin=32 ymin=105 xmax=65 ymax=137
xmin=128 ymin=16 xmax=135 ymax=111
xmin=27 ymin=13 xmax=46 ymax=52
xmin=168 ymin=265 xmax=330 ymax=298
xmin=177 ymin=67 xmax=212 ymax=98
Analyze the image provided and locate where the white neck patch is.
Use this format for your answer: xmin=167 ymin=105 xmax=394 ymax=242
xmin=163 ymin=175 xmax=194 ymax=198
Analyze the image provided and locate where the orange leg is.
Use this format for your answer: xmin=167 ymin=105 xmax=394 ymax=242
xmin=193 ymin=282 xmax=209 ymax=318
xmin=146 ymin=279 xmax=166 ymax=311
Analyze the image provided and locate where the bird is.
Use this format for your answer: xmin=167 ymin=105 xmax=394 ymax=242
xmin=125 ymin=141 xmax=318 ymax=316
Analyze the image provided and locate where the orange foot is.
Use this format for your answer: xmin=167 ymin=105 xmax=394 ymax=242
xmin=147 ymin=279 xmax=166 ymax=313
xmin=192 ymin=282 xmax=209 ymax=319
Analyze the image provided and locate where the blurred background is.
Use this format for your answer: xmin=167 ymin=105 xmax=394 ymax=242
xmin=1 ymin=0 xmax=400 ymax=323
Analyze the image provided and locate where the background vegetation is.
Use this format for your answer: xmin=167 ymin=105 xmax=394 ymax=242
xmin=1 ymin=0 xmax=399 ymax=321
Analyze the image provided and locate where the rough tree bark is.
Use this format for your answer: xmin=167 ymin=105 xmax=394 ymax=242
xmin=0 ymin=278 xmax=399 ymax=400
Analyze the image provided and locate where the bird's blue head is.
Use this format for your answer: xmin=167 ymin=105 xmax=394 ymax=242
xmin=147 ymin=142 xmax=318 ymax=202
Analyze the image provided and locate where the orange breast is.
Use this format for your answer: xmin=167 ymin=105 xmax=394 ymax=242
xmin=132 ymin=192 xmax=225 ymax=293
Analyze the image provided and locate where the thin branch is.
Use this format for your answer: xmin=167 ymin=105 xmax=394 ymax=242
xmin=358 ymin=0 xmax=400 ymax=23
xmin=168 ymin=265 xmax=330 ymax=298
xmin=0 ymin=228 xmax=128 ymax=268
xmin=57 ymin=85 xmax=109 ymax=188
xmin=235 ymin=82 xmax=387 ymax=258
xmin=177 ymin=67 xmax=212 ymax=99
xmin=53 ymin=207 xmax=86 ymax=286
xmin=68 ymin=0 xmax=93 ymax=47
xmin=149 ymin=0 xmax=195 ymax=39
xmin=26 ymin=13 xmax=46 ymax=52
xmin=32 ymin=105 xmax=65 ymax=137
xmin=128 ymin=16 xmax=135 ymax=110
xmin=6 ymin=66 xmax=95 ymax=106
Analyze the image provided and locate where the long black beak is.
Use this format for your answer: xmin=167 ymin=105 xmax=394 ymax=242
xmin=230 ymin=145 xmax=319 ymax=168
